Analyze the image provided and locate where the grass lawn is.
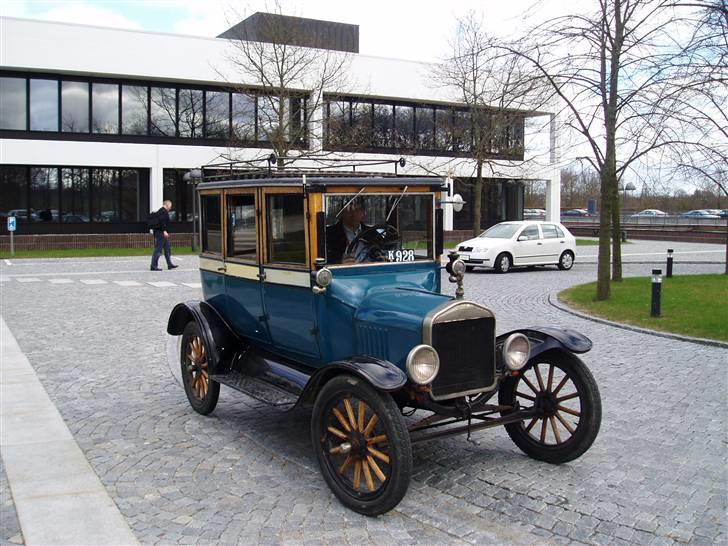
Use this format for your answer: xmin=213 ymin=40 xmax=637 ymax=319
xmin=0 ymin=246 xmax=198 ymax=259
xmin=560 ymin=274 xmax=728 ymax=341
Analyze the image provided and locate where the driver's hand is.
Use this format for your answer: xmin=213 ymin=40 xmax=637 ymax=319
xmin=342 ymin=255 xmax=356 ymax=264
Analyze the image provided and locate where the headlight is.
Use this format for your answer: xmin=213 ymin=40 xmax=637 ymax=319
xmin=406 ymin=344 xmax=440 ymax=384
xmin=315 ymin=267 xmax=333 ymax=288
xmin=503 ymin=333 xmax=530 ymax=371
xmin=451 ymin=259 xmax=466 ymax=275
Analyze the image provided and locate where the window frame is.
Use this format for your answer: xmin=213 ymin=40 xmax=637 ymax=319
xmin=261 ymin=187 xmax=309 ymax=270
xmin=199 ymin=190 xmax=224 ymax=257
xmin=224 ymin=188 xmax=259 ymax=264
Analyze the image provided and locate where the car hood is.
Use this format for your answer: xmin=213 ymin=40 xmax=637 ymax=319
xmin=456 ymin=236 xmax=503 ymax=250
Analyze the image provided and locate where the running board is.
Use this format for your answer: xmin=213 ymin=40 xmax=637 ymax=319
xmin=210 ymin=371 xmax=298 ymax=411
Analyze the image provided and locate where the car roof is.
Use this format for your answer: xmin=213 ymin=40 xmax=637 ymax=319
xmin=197 ymin=174 xmax=446 ymax=192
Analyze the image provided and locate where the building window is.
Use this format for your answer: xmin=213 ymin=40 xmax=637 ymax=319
xmin=30 ymin=79 xmax=58 ymax=131
xmin=61 ymin=168 xmax=90 ymax=222
xmin=226 ymin=194 xmax=257 ymax=260
xmin=205 ymin=91 xmax=229 ymax=139
xmin=415 ymin=106 xmax=434 ymax=150
xmin=150 ymin=86 xmax=176 ymax=136
xmin=92 ymin=83 xmax=119 ymax=134
xmin=0 ymin=77 xmax=27 ymax=130
xmin=61 ymin=81 xmax=89 ymax=133
xmin=30 ymin=167 xmax=59 ymax=222
xmin=119 ymin=169 xmax=141 ymax=222
xmin=0 ymin=166 xmax=28 ymax=220
xmin=163 ymin=169 xmax=195 ymax=223
xmin=394 ymin=105 xmax=414 ymax=149
xmin=232 ymin=93 xmax=255 ymax=141
xmin=121 ymin=85 xmax=148 ymax=135
xmin=178 ymin=88 xmax=203 ymax=138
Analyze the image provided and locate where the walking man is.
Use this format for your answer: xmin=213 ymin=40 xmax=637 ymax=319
xmin=150 ymin=200 xmax=178 ymax=271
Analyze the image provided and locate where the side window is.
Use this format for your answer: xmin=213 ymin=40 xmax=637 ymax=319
xmin=267 ymin=194 xmax=306 ymax=265
xmin=201 ymin=194 xmax=222 ymax=254
xmin=227 ymin=194 xmax=257 ymax=261
xmin=541 ymin=224 xmax=560 ymax=239
xmin=521 ymin=225 xmax=540 ymax=240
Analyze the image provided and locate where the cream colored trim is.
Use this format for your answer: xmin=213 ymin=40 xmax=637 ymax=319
xmin=264 ymin=268 xmax=311 ymax=288
xmin=225 ymin=262 xmax=259 ymax=281
xmin=199 ymin=256 xmax=223 ymax=272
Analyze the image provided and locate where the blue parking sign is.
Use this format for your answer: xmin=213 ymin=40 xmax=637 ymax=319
xmin=7 ymin=216 xmax=17 ymax=232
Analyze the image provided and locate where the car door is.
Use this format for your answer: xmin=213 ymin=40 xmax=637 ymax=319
xmin=198 ymin=191 xmax=227 ymax=313
xmin=513 ymin=224 xmax=542 ymax=265
xmin=260 ymin=187 xmax=321 ymax=360
xmin=222 ymin=189 xmax=270 ymax=344
xmin=539 ymin=223 xmax=565 ymax=264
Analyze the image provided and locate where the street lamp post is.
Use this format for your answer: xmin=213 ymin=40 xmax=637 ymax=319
xmin=183 ymin=169 xmax=202 ymax=252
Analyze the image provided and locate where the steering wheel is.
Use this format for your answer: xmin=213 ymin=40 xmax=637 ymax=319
xmin=345 ymin=224 xmax=400 ymax=262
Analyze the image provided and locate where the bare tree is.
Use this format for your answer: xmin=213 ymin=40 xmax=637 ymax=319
xmin=433 ymin=12 xmax=553 ymax=236
xmin=497 ymin=0 xmax=721 ymax=299
xmin=221 ymin=4 xmax=352 ymax=168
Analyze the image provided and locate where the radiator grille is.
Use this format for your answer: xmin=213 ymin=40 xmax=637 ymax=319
xmin=431 ymin=316 xmax=496 ymax=400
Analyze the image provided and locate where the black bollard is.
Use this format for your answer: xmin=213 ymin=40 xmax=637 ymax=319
xmin=651 ymin=269 xmax=662 ymax=317
xmin=666 ymin=248 xmax=673 ymax=278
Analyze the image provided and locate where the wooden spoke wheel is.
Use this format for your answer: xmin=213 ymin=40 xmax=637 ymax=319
xmin=181 ymin=321 xmax=219 ymax=415
xmin=311 ymin=375 xmax=411 ymax=516
xmin=499 ymin=351 xmax=601 ymax=464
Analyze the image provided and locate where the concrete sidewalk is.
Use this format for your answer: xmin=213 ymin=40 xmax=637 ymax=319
xmin=0 ymin=316 xmax=139 ymax=546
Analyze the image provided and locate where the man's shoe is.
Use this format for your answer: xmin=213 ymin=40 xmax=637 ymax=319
xmin=150 ymin=267 xmax=162 ymax=271
xmin=168 ymin=264 xmax=179 ymax=270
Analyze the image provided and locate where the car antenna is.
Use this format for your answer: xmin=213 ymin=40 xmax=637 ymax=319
xmin=336 ymin=188 xmax=367 ymax=218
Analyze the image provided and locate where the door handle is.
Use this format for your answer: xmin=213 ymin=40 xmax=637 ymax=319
xmin=257 ymin=271 xmax=266 ymax=281
xmin=537 ymin=242 xmax=542 ymax=245
xmin=217 ymin=265 xmax=227 ymax=272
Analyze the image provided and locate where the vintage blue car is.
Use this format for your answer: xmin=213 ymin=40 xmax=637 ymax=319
xmin=168 ymin=161 xmax=601 ymax=516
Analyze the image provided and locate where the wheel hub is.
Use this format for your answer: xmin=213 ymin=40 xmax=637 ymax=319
xmin=535 ymin=391 xmax=558 ymax=417
xmin=348 ymin=431 xmax=368 ymax=458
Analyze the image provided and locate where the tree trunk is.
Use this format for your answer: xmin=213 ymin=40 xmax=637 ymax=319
xmin=596 ymin=170 xmax=612 ymax=301
xmin=611 ymin=181 xmax=623 ymax=281
xmin=472 ymin=160 xmax=484 ymax=237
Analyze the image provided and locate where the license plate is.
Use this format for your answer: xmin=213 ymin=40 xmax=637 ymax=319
xmin=460 ymin=254 xmax=470 ymax=260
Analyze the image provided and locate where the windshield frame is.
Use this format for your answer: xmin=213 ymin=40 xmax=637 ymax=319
xmin=323 ymin=190 xmax=437 ymax=267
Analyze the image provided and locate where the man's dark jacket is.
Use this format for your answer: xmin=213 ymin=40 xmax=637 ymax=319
xmin=326 ymin=221 xmax=371 ymax=263
xmin=154 ymin=207 xmax=170 ymax=232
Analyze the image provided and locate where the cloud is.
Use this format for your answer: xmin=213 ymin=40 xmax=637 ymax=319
xmin=3 ymin=1 xmax=142 ymax=30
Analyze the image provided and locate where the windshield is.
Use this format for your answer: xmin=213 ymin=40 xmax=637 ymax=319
xmin=479 ymin=223 xmax=520 ymax=239
xmin=324 ymin=193 xmax=435 ymax=265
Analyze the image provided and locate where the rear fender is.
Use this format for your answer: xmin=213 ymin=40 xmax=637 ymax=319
xmin=167 ymin=301 xmax=242 ymax=373
xmin=497 ymin=327 xmax=592 ymax=365
xmin=298 ymin=356 xmax=407 ymax=407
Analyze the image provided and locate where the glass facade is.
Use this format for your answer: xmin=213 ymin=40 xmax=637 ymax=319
xmin=0 ymin=165 xmax=146 ymax=228
xmin=163 ymin=169 xmax=195 ymax=223
xmin=0 ymin=77 xmax=27 ymax=130
xmin=30 ymin=79 xmax=58 ymax=131
xmin=92 ymin=83 xmax=119 ymax=134
xmin=121 ymin=85 xmax=148 ymax=135
xmin=61 ymin=81 xmax=89 ymax=133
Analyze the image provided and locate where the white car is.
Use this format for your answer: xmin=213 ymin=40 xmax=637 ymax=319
xmin=456 ymin=221 xmax=577 ymax=273
xmin=631 ymin=209 xmax=667 ymax=217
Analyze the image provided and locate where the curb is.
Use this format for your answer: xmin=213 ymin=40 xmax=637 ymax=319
xmin=548 ymin=294 xmax=728 ymax=349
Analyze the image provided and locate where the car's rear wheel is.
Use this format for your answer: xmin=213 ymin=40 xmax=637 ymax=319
xmin=558 ymin=250 xmax=575 ymax=270
xmin=181 ymin=321 xmax=220 ymax=415
xmin=311 ymin=375 xmax=412 ymax=516
xmin=494 ymin=253 xmax=512 ymax=273
xmin=498 ymin=350 xmax=601 ymax=463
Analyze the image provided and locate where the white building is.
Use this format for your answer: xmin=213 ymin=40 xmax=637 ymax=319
xmin=0 ymin=14 xmax=560 ymax=240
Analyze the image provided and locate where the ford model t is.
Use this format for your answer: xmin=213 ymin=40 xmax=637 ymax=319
xmin=168 ymin=159 xmax=601 ymax=516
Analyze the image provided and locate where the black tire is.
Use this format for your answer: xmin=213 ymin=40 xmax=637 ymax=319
xmin=181 ymin=321 xmax=220 ymax=415
xmin=466 ymin=265 xmax=475 ymax=272
xmin=494 ymin=253 xmax=512 ymax=273
xmin=498 ymin=350 xmax=601 ymax=464
xmin=558 ymin=250 xmax=575 ymax=270
xmin=311 ymin=374 xmax=412 ymax=516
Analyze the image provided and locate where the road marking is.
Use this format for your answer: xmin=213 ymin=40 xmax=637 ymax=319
xmin=48 ymin=279 xmax=74 ymax=284
xmin=181 ymin=282 xmax=202 ymax=288
xmin=579 ymin=249 xmax=725 ymax=259
xmin=80 ymin=279 xmax=108 ymax=285
xmin=113 ymin=280 xmax=142 ymax=287
xmin=15 ymin=278 xmax=41 ymax=283
xmin=4 ymin=260 xmax=11 ymax=265
xmin=5 ymin=268 xmax=197 ymax=278
xmin=147 ymin=281 xmax=176 ymax=288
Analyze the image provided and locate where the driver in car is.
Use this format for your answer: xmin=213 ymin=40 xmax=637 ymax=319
xmin=326 ymin=198 xmax=371 ymax=264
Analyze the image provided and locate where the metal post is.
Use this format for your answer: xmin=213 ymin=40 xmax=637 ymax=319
xmin=651 ymin=269 xmax=662 ymax=317
xmin=666 ymin=248 xmax=673 ymax=278
xmin=10 ymin=230 xmax=14 ymax=256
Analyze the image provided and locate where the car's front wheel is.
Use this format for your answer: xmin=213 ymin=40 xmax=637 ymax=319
xmin=311 ymin=375 xmax=412 ymax=516
xmin=180 ymin=321 xmax=220 ymax=415
xmin=494 ymin=253 xmax=512 ymax=273
xmin=498 ymin=350 xmax=601 ymax=463
xmin=558 ymin=250 xmax=575 ymax=270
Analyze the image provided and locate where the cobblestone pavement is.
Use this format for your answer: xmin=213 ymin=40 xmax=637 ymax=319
xmin=0 ymin=241 xmax=726 ymax=545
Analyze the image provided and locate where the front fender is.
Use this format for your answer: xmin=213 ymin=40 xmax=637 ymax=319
xmin=167 ymin=301 xmax=243 ymax=373
xmin=298 ymin=356 xmax=407 ymax=407
xmin=497 ymin=327 xmax=592 ymax=364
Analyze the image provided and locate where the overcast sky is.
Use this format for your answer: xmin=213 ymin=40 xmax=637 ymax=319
xmin=2 ymin=0 xmax=587 ymax=62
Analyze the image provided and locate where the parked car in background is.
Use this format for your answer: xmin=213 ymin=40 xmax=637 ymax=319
xmin=631 ymin=209 xmax=667 ymax=217
xmin=523 ymin=208 xmax=546 ymax=219
xmin=561 ymin=208 xmax=589 ymax=217
xmin=680 ymin=209 xmax=721 ymax=219
xmin=456 ymin=221 xmax=577 ymax=273
xmin=7 ymin=208 xmax=37 ymax=221
xmin=718 ymin=209 xmax=728 ymax=218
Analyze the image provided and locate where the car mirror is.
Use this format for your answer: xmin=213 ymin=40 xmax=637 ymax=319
xmin=517 ymin=235 xmax=528 ymax=242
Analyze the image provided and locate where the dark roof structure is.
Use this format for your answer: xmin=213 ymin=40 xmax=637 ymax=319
xmin=217 ymin=12 xmax=359 ymax=53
